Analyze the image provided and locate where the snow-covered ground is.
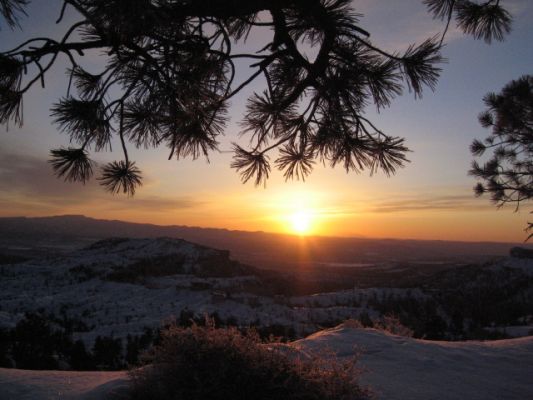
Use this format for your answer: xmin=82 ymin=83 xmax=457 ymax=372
xmin=292 ymin=324 xmax=533 ymax=400
xmin=2 ymin=323 xmax=532 ymax=400
xmin=2 ymin=237 xmax=533 ymax=399
xmin=0 ymin=368 xmax=128 ymax=400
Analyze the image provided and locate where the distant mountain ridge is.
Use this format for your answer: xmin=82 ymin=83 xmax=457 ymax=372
xmin=0 ymin=214 xmax=235 ymax=241
xmin=0 ymin=215 xmax=529 ymax=269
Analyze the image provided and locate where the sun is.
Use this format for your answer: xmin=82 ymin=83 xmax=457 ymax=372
xmin=289 ymin=210 xmax=313 ymax=235
xmin=275 ymin=189 xmax=321 ymax=235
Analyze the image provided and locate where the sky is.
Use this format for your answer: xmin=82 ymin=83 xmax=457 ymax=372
xmin=1 ymin=0 xmax=532 ymax=242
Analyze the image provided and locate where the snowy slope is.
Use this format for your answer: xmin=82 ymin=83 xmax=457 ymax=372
xmin=0 ymin=368 xmax=128 ymax=400
xmin=2 ymin=323 xmax=532 ymax=400
xmin=292 ymin=323 xmax=533 ymax=400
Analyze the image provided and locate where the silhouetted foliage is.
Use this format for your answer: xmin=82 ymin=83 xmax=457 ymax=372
xmin=98 ymin=160 xmax=142 ymax=196
xmin=130 ymin=322 xmax=369 ymax=400
xmin=424 ymin=0 xmax=512 ymax=44
xmin=0 ymin=252 xmax=28 ymax=264
xmin=0 ymin=327 xmax=12 ymax=367
xmin=0 ymin=311 xmax=161 ymax=370
xmin=11 ymin=312 xmax=60 ymax=369
xmin=93 ymin=336 xmax=123 ymax=370
xmin=358 ymin=311 xmax=374 ymax=328
xmin=0 ymin=0 xmax=27 ymax=30
xmin=49 ymin=147 xmax=94 ymax=183
xmin=469 ymin=75 xmax=533 ymax=239
xmin=0 ymin=0 xmax=512 ymax=193
xmin=69 ymin=339 xmax=94 ymax=370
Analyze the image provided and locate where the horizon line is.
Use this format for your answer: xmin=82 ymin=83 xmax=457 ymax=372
xmin=1 ymin=213 xmax=528 ymax=247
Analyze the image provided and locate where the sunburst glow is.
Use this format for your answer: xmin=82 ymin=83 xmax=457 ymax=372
xmin=289 ymin=210 xmax=313 ymax=235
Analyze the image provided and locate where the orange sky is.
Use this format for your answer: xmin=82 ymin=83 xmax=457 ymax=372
xmin=1 ymin=1 xmax=532 ymax=243
xmin=0 ymin=156 xmax=527 ymax=242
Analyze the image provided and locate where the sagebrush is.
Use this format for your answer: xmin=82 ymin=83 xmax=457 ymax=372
xmin=129 ymin=322 xmax=370 ymax=400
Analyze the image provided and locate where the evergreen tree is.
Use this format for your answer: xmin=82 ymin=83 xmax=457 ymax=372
xmin=0 ymin=327 xmax=12 ymax=367
xmin=93 ymin=336 xmax=123 ymax=370
xmin=470 ymin=75 xmax=533 ymax=239
xmin=11 ymin=312 xmax=59 ymax=369
xmin=125 ymin=334 xmax=140 ymax=365
xmin=0 ymin=0 xmax=512 ymax=193
xmin=70 ymin=339 xmax=94 ymax=370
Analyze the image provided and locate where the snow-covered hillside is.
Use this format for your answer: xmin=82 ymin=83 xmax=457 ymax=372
xmin=0 ymin=237 xmax=372 ymax=343
xmin=2 ymin=237 xmax=533 ymax=349
xmin=0 ymin=237 xmax=295 ymax=339
xmin=2 ymin=323 xmax=532 ymax=400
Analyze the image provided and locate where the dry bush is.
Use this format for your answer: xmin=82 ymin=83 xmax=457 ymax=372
xmin=129 ymin=322 xmax=370 ymax=400
xmin=375 ymin=315 xmax=414 ymax=338
xmin=342 ymin=319 xmax=365 ymax=329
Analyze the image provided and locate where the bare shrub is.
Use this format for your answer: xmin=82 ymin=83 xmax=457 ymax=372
xmin=375 ymin=315 xmax=414 ymax=337
xmin=342 ymin=319 xmax=365 ymax=329
xmin=129 ymin=322 xmax=370 ymax=400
